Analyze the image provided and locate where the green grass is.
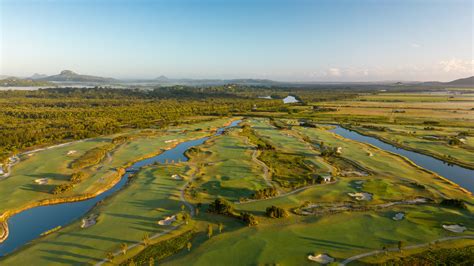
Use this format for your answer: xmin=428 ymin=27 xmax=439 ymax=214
xmin=163 ymin=205 xmax=474 ymax=266
xmin=187 ymin=127 xmax=268 ymax=202
xmin=0 ymin=137 xmax=113 ymax=214
xmin=1 ymin=163 xmax=191 ymax=265
xmin=0 ymin=118 xmax=234 ymax=215
xmin=3 ymin=116 xmax=473 ymax=266
xmin=348 ymin=123 xmax=474 ymax=168
xmin=295 ymin=125 xmax=472 ymax=202
xmin=0 ymin=118 xmax=236 ymax=251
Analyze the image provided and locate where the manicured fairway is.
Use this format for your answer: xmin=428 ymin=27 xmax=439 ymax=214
xmin=0 ymin=137 xmax=114 ymax=214
xmin=1 ymin=164 xmax=191 ymax=265
xmin=0 ymin=117 xmax=237 ymax=265
xmin=295 ymin=126 xmax=472 ymax=202
xmin=347 ymin=123 xmax=474 ymax=169
xmin=163 ymin=205 xmax=473 ymax=266
xmin=2 ymin=116 xmax=473 ymax=265
xmin=0 ymin=118 xmax=234 ymax=253
xmin=187 ymin=127 xmax=269 ymax=202
xmin=249 ymin=118 xmax=333 ymax=174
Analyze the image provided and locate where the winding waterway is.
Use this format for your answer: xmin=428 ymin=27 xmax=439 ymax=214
xmin=0 ymin=120 xmax=241 ymax=256
xmin=331 ymin=126 xmax=474 ymax=194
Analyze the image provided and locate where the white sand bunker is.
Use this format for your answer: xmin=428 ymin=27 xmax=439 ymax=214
xmin=354 ymin=180 xmax=365 ymax=185
xmin=34 ymin=178 xmax=49 ymax=185
xmin=158 ymin=215 xmax=176 ymax=226
xmin=171 ymin=174 xmax=183 ymax=180
xmin=81 ymin=214 xmax=98 ymax=228
xmin=348 ymin=192 xmax=372 ymax=201
xmin=308 ymin=254 xmax=334 ymax=264
xmin=443 ymin=224 xmax=467 ymax=233
xmin=392 ymin=213 xmax=405 ymax=221
xmin=67 ymin=150 xmax=77 ymax=155
xmin=165 ymin=139 xmax=177 ymax=143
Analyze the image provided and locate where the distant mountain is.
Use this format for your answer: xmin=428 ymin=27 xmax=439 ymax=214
xmin=40 ymin=70 xmax=117 ymax=83
xmin=445 ymin=76 xmax=474 ymax=86
xmin=155 ymin=75 xmax=169 ymax=81
xmin=147 ymin=76 xmax=281 ymax=86
xmin=0 ymin=77 xmax=53 ymax=87
xmin=30 ymin=73 xmax=48 ymax=79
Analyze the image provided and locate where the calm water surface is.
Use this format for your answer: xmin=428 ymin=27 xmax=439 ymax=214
xmin=331 ymin=126 xmax=474 ymax=193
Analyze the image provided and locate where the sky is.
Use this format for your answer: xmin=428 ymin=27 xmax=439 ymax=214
xmin=0 ymin=0 xmax=473 ymax=81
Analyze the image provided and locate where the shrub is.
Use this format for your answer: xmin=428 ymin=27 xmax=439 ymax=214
xmin=121 ymin=231 xmax=193 ymax=265
xmin=70 ymin=171 xmax=87 ymax=184
xmin=240 ymin=212 xmax=258 ymax=226
xmin=252 ymin=187 xmax=278 ymax=199
xmin=52 ymin=183 xmax=74 ymax=194
xmin=265 ymin=206 xmax=288 ymax=218
xmin=440 ymin=199 xmax=467 ymax=209
xmin=207 ymin=198 xmax=234 ymax=215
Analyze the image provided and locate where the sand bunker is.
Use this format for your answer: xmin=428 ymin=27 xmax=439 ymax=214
xmin=67 ymin=150 xmax=77 ymax=155
xmin=308 ymin=254 xmax=334 ymax=264
xmin=158 ymin=215 xmax=176 ymax=226
xmin=165 ymin=139 xmax=177 ymax=143
xmin=81 ymin=214 xmax=98 ymax=228
xmin=392 ymin=213 xmax=405 ymax=221
xmin=348 ymin=192 xmax=372 ymax=201
xmin=443 ymin=224 xmax=467 ymax=233
xmin=34 ymin=178 xmax=49 ymax=185
xmin=171 ymin=174 xmax=183 ymax=180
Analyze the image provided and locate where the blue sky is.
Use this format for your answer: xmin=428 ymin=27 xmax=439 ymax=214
xmin=1 ymin=0 xmax=472 ymax=81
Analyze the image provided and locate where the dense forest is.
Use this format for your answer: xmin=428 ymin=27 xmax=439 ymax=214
xmin=0 ymin=86 xmax=290 ymax=162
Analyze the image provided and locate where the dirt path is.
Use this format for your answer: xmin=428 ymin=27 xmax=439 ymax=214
xmin=243 ymin=136 xmax=284 ymax=194
xmin=180 ymin=167 xmax=197 ymax=217
xmin=251 ymin=149 xmax=275 ymax=189
xmin=236 ymin=180 xmax=337 ymax=205
xmin=338 ymin=235 xmax=474 ymax=265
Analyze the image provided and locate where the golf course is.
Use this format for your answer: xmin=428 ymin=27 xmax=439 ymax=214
xmin=0 ymin=90 xmax=473 ymax=265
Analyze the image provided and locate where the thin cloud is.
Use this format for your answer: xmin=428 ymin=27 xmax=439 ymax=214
xmin=438 ymin=58 xmax=474 ymax=73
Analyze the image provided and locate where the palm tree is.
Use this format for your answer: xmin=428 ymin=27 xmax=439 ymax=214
xmin=207 ymin=224 xmax=213 ymax=239
xmin=143 ymin=233 xmax=150 ymax=246
xmin=187 ymin=241 xmax=192 ymax=251
xmin=121 ymin=243 xmax=128 ymax=255
xmin=106 ymin=252 xmax=114 ymax=263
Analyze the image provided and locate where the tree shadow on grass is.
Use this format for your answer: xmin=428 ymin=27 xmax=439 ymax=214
xmin=39 ymin=249 xmax=100 ymax=264
xmin=28 ymin=173 xmax=70 ymax=181
xmin=44 ymin=240 xmax=95 ymax=250
xmin=299 ymin=236 xmax=367 ymax=250
xmin=201 ymin=181 xmax=254 ymax=201
xmin=222 ymin=145 xmax=250 ymax=151
xmin=21 ymin=183 xmax=56 ymax=194
xmin=58 ymin=232 xmax=134 ymax=244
